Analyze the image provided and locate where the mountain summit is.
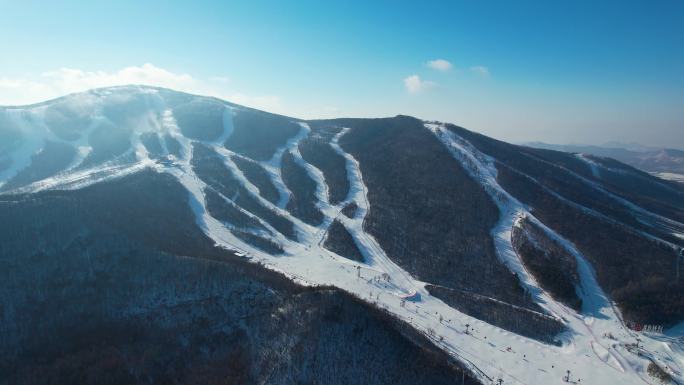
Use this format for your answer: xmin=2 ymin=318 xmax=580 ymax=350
xmin=1 ymin=86 xmax=683 ymax=385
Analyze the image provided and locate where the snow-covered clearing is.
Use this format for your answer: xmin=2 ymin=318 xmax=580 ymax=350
xmin=655 ymin=172 xmax=684 ymax=184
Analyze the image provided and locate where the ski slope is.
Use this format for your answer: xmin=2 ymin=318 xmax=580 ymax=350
xmin=1 ymin=87 xmax=682 ymax=385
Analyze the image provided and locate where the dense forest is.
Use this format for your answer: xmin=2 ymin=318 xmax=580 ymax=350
xmin=511 ymin=218 xmax=582 ymax=311
xmin=323 ymin=220 xmax=365 ymax=262
xmin=0 ymin=171 xmax=478 ymax=385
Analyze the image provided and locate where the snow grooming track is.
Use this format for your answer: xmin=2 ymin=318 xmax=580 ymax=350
xmin=427 ymin=122 xmax=684 ymax=385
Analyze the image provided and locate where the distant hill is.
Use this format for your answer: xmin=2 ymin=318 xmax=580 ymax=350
xmin=525 ymin=141 xmax=684 ymax=183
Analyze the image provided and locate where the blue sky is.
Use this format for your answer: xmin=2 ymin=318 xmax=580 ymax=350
xmin=1 ymin=0 xmax=682 ymax=147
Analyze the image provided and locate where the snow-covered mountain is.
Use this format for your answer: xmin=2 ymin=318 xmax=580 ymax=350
xmin=1 ymin=85 xmax=683 ymax=385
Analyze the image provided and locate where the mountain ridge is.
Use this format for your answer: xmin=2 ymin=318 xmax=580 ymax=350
xmin=525 ymin=141 xmax=684 ymax=183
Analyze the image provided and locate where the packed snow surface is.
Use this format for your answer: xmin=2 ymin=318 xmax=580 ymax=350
xmin=1 ymin=87 xmax=683 ymax=385
xmin=655 ymin=172 xmax=684 ymax=184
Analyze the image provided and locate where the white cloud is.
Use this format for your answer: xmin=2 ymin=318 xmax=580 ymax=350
xmin=470 ymin=65 xmax=490 ymax=77
xmin=0 ymin=63 xmax=197 ymax=105
xmin=0 ymin=64 xmax=282 ymax=113
xmin=0 ymin=77 xmax=56 ymax=105
xmin=40 ymin=64 xmax=196 ymax=94
xmin=404 ymin=75 xmax=435 ymax=94
xmin=427 ymin=59 xmax=453 ymax=71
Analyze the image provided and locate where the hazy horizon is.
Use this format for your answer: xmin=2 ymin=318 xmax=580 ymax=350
xmin=1 ymin=0 xmax=682 ymax=148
